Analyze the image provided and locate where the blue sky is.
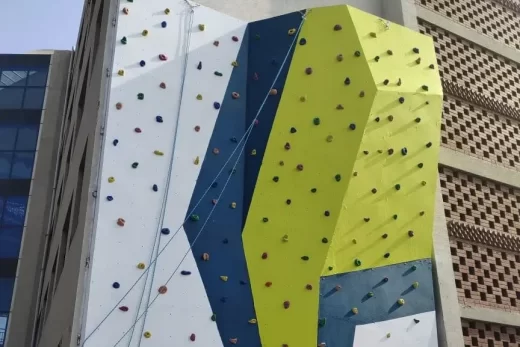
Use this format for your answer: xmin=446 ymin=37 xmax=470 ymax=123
xmin=0 ymin=0 xmax=83 ymax=53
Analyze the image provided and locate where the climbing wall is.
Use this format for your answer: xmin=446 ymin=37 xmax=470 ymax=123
xmin=81 ymin=3 xmax=442 ymax=347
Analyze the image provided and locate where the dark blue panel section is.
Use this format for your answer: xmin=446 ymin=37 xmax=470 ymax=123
xmin=2 ymin=196 xmax=28 ymax=226
xmin=0 ymin=278 xmax=14 ymax=312
xmin=0 ymin=227 xmax=22 ymax=258
xmin=243 ymin=11 xmax=304 ymax=220
xmin=184 ymin=30 xmax=261 ymax=347
xmin=318 ymin=259 xmax=435 ymax=347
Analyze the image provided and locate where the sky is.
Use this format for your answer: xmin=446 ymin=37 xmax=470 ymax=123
xmin=0 ymin=0 xmax=84 ymax=54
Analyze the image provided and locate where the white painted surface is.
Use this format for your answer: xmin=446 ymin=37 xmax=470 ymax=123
xmin=353 ymin=311 xmax=438 ymax=347
xmin=82 ymin=0 xmax=245 ymax=346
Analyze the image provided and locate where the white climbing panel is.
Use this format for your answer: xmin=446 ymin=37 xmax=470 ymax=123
xmin=82 ymin=1 xmax=246 ymax=346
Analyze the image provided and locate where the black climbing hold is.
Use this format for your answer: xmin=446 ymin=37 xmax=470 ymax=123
xmin=333 ymin=24 xmax=342 ymax=31
xmin=375 ymin=56 xmax=380 ymax=62
xmin=299 ymin=38 xmax=307 ymax=45
xmin=181 ymin=270 xmax=192 ymax=275
xmin=311 ymin=188 xmax=317 ymax=193
xmin=387 ymin=49 xmax=393 ymax=55
xmin=131 ymin=162 xmax=139 ymax=169
xmin=137 ymin=93 xmax=144 ymax=100
xmin=213 ymin=102 xmax=221 ymax=109
xmin=301 ymin=256 xmax=310 ymax=261
xmin=415 ymin=117 xmax=421 ymax=123
xmin=401 ymin=148 xmax=408 ymax=156
xmin=359 ymin=91 xmax=365 ymax=97
xmin=413 ymin=47 xmax=420 ymax=53
xmin=156 ymin=115 xmax=163 ymax=123
xmin=286 ymin=199 xmax=291 ymax=205
xmin=414 ymin=318 xmax=420 ymax=323
xmin=426 ymin=142 xmax=432 ymax=148
xmin=408 ymin=230 xmax=415 ymax=237
xmin=371 ymin=188 xmax=377 ymax=194
xmin=121 ymin=37 xmax=128 ymax=44
xmin=393 ymin=214 xmax=398 ymax=220
xmin=429 ymin=64 xmax=435 ymax=69
xmin=239 ymin=280 xmax=247 ymax=285
xmin=161 ymin=21 xmax=167 ymax=28
xmin=383 ymin=277 xmax=389 ymax=282
xmin=214 ymin=71 xmax=223 ymax=76
xmin=382 ymin=233 xmax=388 ymax=239
xmin=354 ymin=51 xmax=361 ymax=57
xmin=418 ymin=163 xmax=424 ymax=168
xmin=399 ymin=97 xmax=405 ymax=104
xmin=335 ymin=174 xmax=342 ymax=182
xmin=290 ymin=127 xmax=297 ymax=133
xmin=375 ymin=117 xmax=380 ymax=122
xmin=324 ymin=211 xmax=330 ymax=217
xmin=383 ymin=79 xmax=389 ymax=85
xmin=273 ymin=176 xmax=279 ymax=182
xmin=262 ymin=217 xmax=269 ymax=223
xmin=388 ymin=148 xmax=394 ymax=155
xmin=153 ymin=184 xmax=158 ymax=192
xmin=322 ymin=238 xmax=328 ymax=243
xmin=230 ymin=137 xmax=237 ymax=143
xmin=197 ymin=61 xmax=202 ymax=70
xmin=388 ymin=115 xmax=394 ymax=121
xmin=411 ymin=265 xmax=417 ymax=271
xmin=222 ymin=238 xmax=229 ymax=244
xmin=419 ymin=211 xmax=425 ymax=216
xmin=318 ymin=318 xmax=327 ymax=327
xmin=161 ymin=228 xmax=170 ymax=235
xmin=364 ymin=217 xmax=370 ymax=222
xmin=107 ymin=196 xmax=113 ymax=201
xmin=211 ymin=314 xmax=217 ymax=321
xmin=384 ymin=253 xmax=390 ymax=258
xmin=395 ymin=184 xmax=401 ymax=191
xmin=422 ymin=85 xmax=429 ymax=91
xmin=363 ymin=151 xmax=369 ymax=155
xmin=349 ymin=123 xmax=356 ymax=130
xmin=313 ymin=118 xmax=320 ymax=125
xmin=416 ymin=57 xmax=421 ymax=64
xmin=328 ymin=266 xmax=333 ymax=271
xmin=113 ymin=139 xmax=119 ymax=146
xmin=113 ymin=282 xmax=120 ymax=289
xmin=139 ymin=60 xmax=146 ymax=67
xmin=344 ymin=77 xmax=351 ymax=85
xmin=211 ymin=182 xmax=218 ymax=188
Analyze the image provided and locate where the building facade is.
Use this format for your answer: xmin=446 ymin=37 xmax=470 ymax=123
xmin=4 ymin=0 xmax=519 ymax=347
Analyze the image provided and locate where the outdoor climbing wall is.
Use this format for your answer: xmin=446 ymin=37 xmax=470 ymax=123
xmin=81 ymin=3 xmax=442 ymax=347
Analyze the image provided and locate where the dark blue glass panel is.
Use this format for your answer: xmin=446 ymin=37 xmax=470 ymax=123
xmin=0 ymin=312 xmax=7 ymax=346
xmin=0 ymin=228 xmax=22 ymax=258
xmin=15 ymin=124 xmax=39 ymax=150
xmin=0 ymin=71 xmax=27 ymax=87
xmin=0 ymin=153 xmax=12 ymax=179
xmin=27 ymin=70 xmax=48 ymax=87
xmin=0 ymin=126 xmax=17 ymax=150
xmin=11 ymin=152 xmax=34 ymax=179
xmin=2 ymin=196 xmax=27 ymax=226
xmin=23 ymin=88 xmax=45 ymax=109
xmin=0 ymin=278 xmax=14 ymax=311
xmin=0 ymin=88 xmax=23 ymax=109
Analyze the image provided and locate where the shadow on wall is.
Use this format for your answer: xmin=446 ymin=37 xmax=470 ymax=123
xmin=194 ymin=0 xmax=385 ymax=21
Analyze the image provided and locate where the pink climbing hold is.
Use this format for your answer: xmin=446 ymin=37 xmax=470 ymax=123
xmin=119 ymin=306 xmax=129 ymax=312
xmin=134 ymin=127 xmax=142 ymax=133
xmin=190 ymin=333 xmax=196 ymax=342
xmin=232 ymin=36 xmax=239 ymax=42
xmin=159 ymin=54 xmax=168 ymax=61
xmin=160 ymin=82 xmax=166 ymax=89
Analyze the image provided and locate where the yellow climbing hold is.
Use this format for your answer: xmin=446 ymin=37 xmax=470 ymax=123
xmin=142 ymin=29 xmax=149 ymax=36
xmin=164 ymin=8 xmax=170 ymax=14
xmin=194 ymin=156 xmax=200 ymax=165
xmin=251 ymin=149 xmax=257 ymax=156
xmin=220 ymin=276 xmax=228 ymax=282
xmin=230 ymin=202 xmax=237 ymax=209
xmin=108 ymin=177 xmax=115 ymax=183
xmin=143 ymin=331 xmax=151 ymax=338
xmin=118 ymin=69 xmax=125 ymax=76
xmin=288 ymin=28 xmax=296 ymax=36
xmin=248 ymin=318 xmax=257 ymax=324
xmin=137 ymin=263 xmax=146 ymax=270
xmin=198 ymin=24 xmax=205 ymax=31
xmin=154 ymin=150 xmax=164 ymax=156
xmin=351 ymin=307 xmax=359 ymax=315
xmin=231 ymin=61 xmax=239 ymax=67
xmin=196 ymin=94 xmax=202 ymax=100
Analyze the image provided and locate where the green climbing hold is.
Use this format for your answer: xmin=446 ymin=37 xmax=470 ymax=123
xmin=137 ymin=93 xmax=144 ymax=100
xmin=411 ymin=265 xmax=417 ymax=271
xmin=328 ymin=266 xmax=333 ymax=271
xmin=335 ymin=174 xmax=341 ymax=182
xmin=368 ymin=292 xmax=374 ymax=297
xmin=318 ymin=318 xmax=327 ymax=328
xmin=211 ymin=313 xmax=217 ymax=321
xmin=395 ymin=184 xmax=401 ymax=191
xmin=313 ymin=117 xmax=320 ymax=125
xmin=121 ymin=36 xmax=128 ymax=44
xmin=214 ymin=71 xmax=223 ymax=77
xmin=393 ymin=214 xmax=398 ymax=220
xmin=321 ymin=237 xmax=328 ymax=244
xmin=190 ymin=214 xmax=200 ymax=221
xmin=354 ymin=259 xmax=362 ymax=267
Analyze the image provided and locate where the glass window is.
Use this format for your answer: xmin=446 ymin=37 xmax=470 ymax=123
xmin=0 ymin=279 xmax=14 ymax=311
xmin=2 ymin=196 xmax=28 ymax=226
xmin=0 ymin=70 xmax=28 ymax=87
xmin=0 ymin=126 xmax=17 ymax=150
xmin=0 ymin=312 xmax=7 ymax=346
xmin=15 ymin=125 xmax=39 ymax=151
xmin=0 ymin=227 xmax=22 ymax=258
xmin=11 ymin=152 xmax=35 ymax=179
xmin=23 ymin=88 xmax=45 ymax=109
xmin=0 ymin=152 xmax=12 ymax=179
xmin=27 ymin=70 xmax=48 ymax=87
xmin=0 ymin=88 xmax=24 ymax=109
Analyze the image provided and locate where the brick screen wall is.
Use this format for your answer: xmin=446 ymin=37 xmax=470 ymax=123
xmin=462 ymin=319 xmax=520 ymax=347
xmin=417 ymin=0 xmax=520 ymax=50
xmin=441 ymin=95 xmax=520 ymax=171
xmin=418 ymin=19 xmax=520 ymax=109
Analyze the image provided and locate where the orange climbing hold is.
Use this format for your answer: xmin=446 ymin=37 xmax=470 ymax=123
xmin=117 ymin=218 xmax=125 ymax=227
xmin=158 ymin=285 xmax=168 ymax=294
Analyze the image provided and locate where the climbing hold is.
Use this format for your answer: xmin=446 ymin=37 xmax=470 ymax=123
xmin=248 ymin=319 xmax=257 ymax=324
xmin=142 ymin=29 xmax=148 ymax=36
xmin=249 ymin=149 xmax=256 ymax=156
xmin=351 ymin=307 xmax=359 ymax=315
xmin=198 ymin=24 xmax=205 ymax=31
xmin=335 ymin=174 xmax=342 ymax=182
xmin=336 ymin=104 xmax=344 ymax=110
xmin=231 ymin=61 xmax=239 ymax=67
xmin=426 ymin=142 xmax=432 ymax=148
xmin=305 ymin=67 xmax=313 ymax=75
xmin=383 ymin=79 xmax=389 ymax=85
xmin=214 ymin=71 xmax=222 ymax=76
xmin=414 ymin=318 xmax=420 ymax=323
xmin=231 ymin=92 xmax=240 ymax=99
xmin=232 ymin=36 xmax=239 ymax=42
xmin=336 ymin=54 xmax=343 ymax=62
xmin=290 ymin=127 xmax=297 ymax=134
xmin=161 ymin=228 xmax=170 ymax=235
xmin=399 ymin=97 xmax=405 ymax=103
xmin=296 ymin=164 xmax=304 ymax=171
xmin=387 ymin=49 xmax=393 ymax=55
xmin=261 ymin=252 xmax=268 ymax=259
xmin=116 ymin=102 xmax=123 ymax=110
xmin=318 ymin=318 xmax=327 ymax=327
xmin=397 ymin=78 xmax=402 ymax=86
xmin=213 ymin=102 xmax=221 ymax=109
xmin=386 ymin=333 xmax=391 ymax=338
xmin=416 ymin=57 xmax=422 ymax=64
xmin=354 ymin=259 xmax=362 ymax=266
xmin=156 ymin=115 xmax=163 ymax=123
xmin=220 ymin=276 xmax=229 ymax=282
xmin=265 ymin=281 xmax=272 ymax=287
xmin=333 ymin=24 xmax=342 ymax=31
xmin=107 ymin=196 xmax=113 ymax=201
xmin=354 ymin=51 xmax=361 ymax=57
xmin=137 ymin=93 xmax=144 ymax=100
xmin=388 ymin=148 xmax=394 ymax=155
xmin=377 ymin=149 xmax=383 ymax=154
xmin=164 ymin=8 xmax=170 ymax=14
xmin=322 ymin=237 xmax=328 ymax=243
xmin=158 ymin=285 xmax=167 ymax=294
xmin=418 ymin=163 xmax=424 ymax=168
xmin=422 ymin=85 xmax=429 ymax=91
xmin=229 ymin=338 xmax=238 ymax=345
xmin=301 ymin=255 xmax=310 ymax=261
xmin=221 ymin=297 xmax=227 ymax=303
xmin=299 ymin=38 xmax=306 ymax=45
xmin=283 ymin=301 xmax=290 ymax=309
xmin=119 ymin=306 xmax=129 ymax=312
xmin=190 ymin=334 xmax=196 ymax=342
xmin=117 ymin=69 xmax=125 ymax=76
xmin=152 ymin=184 xmax=158 ymax=192
xmin=160 ymin=82 xmax=166 ymax=89
xmin=262 ymin=217 xmax=269 ymax=223
xmin=375 ymin=56 xmax=380 ymax=62
xmin=388 ymin=115 xmax=394 ymax=121
xmin=288 ymin=28 xmax=296 ymax=36
xmin=299 ymin=95 xmax=307 ymax=102
xmin=413 ymin=281 xmax=419 ymax=289
xmin=134 ymin=127 xmax=142 ymax=133
xmin=383 ymin=277 xmax=389 ymax=282
xmin=397 ymin=298 xmax=406 ymax=306
xmin=306 ymin=284 xmax=313 ymax=290
xmin=230 ymin=202 xmax=237 ymax=209
xmin=159 ymin=54 xmax=168 ymax=61
xmin=122 ymin=7 xmax=129 ymax=14
xmin=131 ymin=162 xmax=139 ymax=169
xmin=153 ymin=150 xmax=164 ymax=156
xmin=313 ymin=117 xmax=320 ymax=125
xmin=318 ymin=343 xmax=326 ymax=347
xmin=429 ymin=64 xmax=435 ymax=69
xmin=393 ymin=214 xmax=398 ymax=220
xmin=370 ymin=32 xmax=377 ymax=38
xmin=197 ymin=61 xmax=202 ymax=70
xmin=328 ymin=265 xmax=334 ymax=270
xmin=112 ymin=282 xmax=120 ymax=289
xmin=395 ymin=184 xmax=401 ymax=190
xmin=282 ymin=234 xmax=289 ymax=242
xmin=213 ymin=40 xmax=219 ymax=46
xmin=349 ymin=123 xmax=356 ymax=130
xmin=108 ymin=176 xmax=116 ymax=184
xmin=286 ymin=199 xmax=291 ymax=205
xmin=401 ymin=147 xmax=408 ymax=156
xmin=181 ymin=270 xmax=192 ymax=276
xmin=413 ymin=47 xmax=420 ymax=53
xmin=384 ymin=253 xmax=390 ymax=258
xmin=284 ymin=142 xmax=291 ymax=150
xmin=326 ymin=135 xmax=333 ymax=142
xmin=375 ymin=116 xmax=380 ymax=122
xmin=139 ymin=60 xmax=145 ymax=67
xmin=143 ymin=332 xmax=151 ymax=339
xmin=190 ymin=214 xmax=200 ymax=221
xmin=359 ymin=91 xmax=365 ymax=97
xmin=382 ymin=233 xmax=388 ymax=239
xmin=411 ymin=265 xmax=418 ymax=271
xmin=254 ymin=119 xmax=259 ymax=126
xmin=212 ymin=148 xmax=219 ymax=155
xmin=344 ymin=77 xmax=351 ymax=85
xmin=137 ymin=263 xmax=145 ymax=269
xmin=211 ymin=182 xmax=218 ymax=188
xmin=415 ymin=117 xmax=421 ymax=123
xmin=279 ymin=161 xmax=284 ymax=166
xmin=272 ymin=176 xmax=279 ymax=182
xmin=161 ymin=21 xmax=167 ymax=28
xmin=196 ymin=94 xmax=202 ymax=101
xmin=364 ymin=217 xmax=370 ymax=222
xmin=372 ymin=188 xmax=377 ymax=194
xmin=368 ymin=292 xmax=374 ymax=297
xmin=422 ymin=180 xmax=427 ymax=186
xmin=112 ymin=139 xmax=118 ymax=146
xmin=211 ymin=314 xmax=217 ymax=321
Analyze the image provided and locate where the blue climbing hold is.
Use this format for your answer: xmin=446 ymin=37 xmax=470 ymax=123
xmin=113 ymin=139 xmax=119 ymax=146
xmin=156 ymin=115 xmax=163 ymax=123
xmin=107 ymin=196 xmax=113 ymax=201
xmin=139 ymin=60 xmax=146 ymax=67
xmin=161 ymin=228 xmax=170 ymax=235
xmin=181 ymin=270 xmax=192 ymax=276
xmin=211 ymin=182 xmax=218 ymax=188
xmin=161 ymin=21 xmax=167 ymax=28
xmin=152 ymin=184 xmax=158 ymax=192
xmin=213 ymin=102 xmax=221 ymax=110
xmin=112 ymin=282 xmax=120 ymax=289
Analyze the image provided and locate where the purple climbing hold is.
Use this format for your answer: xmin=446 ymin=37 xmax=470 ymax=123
xmin=181 ymin=270 xmax=192 ymax=276
xmin=214 ymin=102 xmax=221 ymax=110
xmin=112 ymin=282 xmax=120 ymax=289
xmin=113 ymin=139 xmax=119 ymax=146
xmin=161 ymin=228 xmax=170 ymax=235
xmin=139 ymin=60 xmax=146 ymax=67
xmin=156 ymin=115 xmax=163 ymax=123
xmin=107 ymin=196 xmax=113 ymax=201
xmin=161 ymin=21 xmax=167 ymax=28
xmin=152 ymin=184 xmax=158 ymax=192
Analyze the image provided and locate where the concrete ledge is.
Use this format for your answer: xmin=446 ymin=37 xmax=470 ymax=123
xmin=439 ymin=147 xmax=520 ymax=188
xmin=416 ymin=6 xmax=520 ymax=64
xmin=461 ymin=306 xmax=520 ymax=327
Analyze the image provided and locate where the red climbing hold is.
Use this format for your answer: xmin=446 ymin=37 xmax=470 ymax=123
xmin=117 ymin=218 xmax=125 ymax=227
xmin=190 ymin=334 xmax=196 ymax=342
xmin=134 ymin=128 xmax=142 ymax=133
xmin=232 ymin=36 xmax=239 ymax=42
xmin=265 ymin=281 xmax=272 ymax=287
xmin=283 ymin=300 xmax=290 ymax=309
xmin=158 ymin=285 xmax=168 ymax=294
xmin=159 ymin=54 xmax=168 ymax=61
xmin=160 ymin=82 xmax=166 ymax=89
xmin=119 ymin=306 xmax=129 ymax=312
xmin=261 ymin=252 xmax=268 ymax=259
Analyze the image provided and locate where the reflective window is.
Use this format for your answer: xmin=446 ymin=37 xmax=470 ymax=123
xmin=0 ymin=228 xmax=22 ymax=258
xmin=0 ymin=88 xmax=23 ymax=109
xmin=0 ymin=312 xmax=7 ymax=346
xmin=27 ymin=70 xmax=48 ymax=87
xmin=0 ymin=279 xmax=14 ymax=311
xmin=0 ymin=127 xmax=17 ymax=150
xmin=2 ymin=196 xmax=27 ymax=226
xmin=11 ymin=152 xmax=34 ymax=179
xmin=23 ymin=88 xmax=45 ymax=109
xmin=0 ymin=71 xmax=27 ymax=87
xmin=15 ymin=125 xmax=39 ymax=151
xmin=0 ymin=153 xmax=12 ymax=179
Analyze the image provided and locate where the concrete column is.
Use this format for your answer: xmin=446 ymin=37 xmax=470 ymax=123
xmin=382 ymin=0 xmax=418 ymax=30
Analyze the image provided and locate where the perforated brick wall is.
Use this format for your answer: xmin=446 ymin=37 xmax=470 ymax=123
xmin=441 ymin=95 xmax=520 ymax=170
xmin=450 ymin=237 xmax=520 ymax=312
xmin=417 ymin=0 xmax=520 ymax=50
xmin=418 ymin=19 xmax=520 ymax=109
xmin=439 ymin=166 xmax=520 ymax=235
xmin=462 ymin=319 xmax=520 ymax=347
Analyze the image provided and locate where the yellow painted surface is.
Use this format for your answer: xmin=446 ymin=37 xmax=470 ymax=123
xmin=241 ymin=6 xmax=376 ymax=347
xmin=322 ymin=6 xmax=443 ymax=276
